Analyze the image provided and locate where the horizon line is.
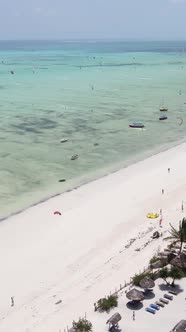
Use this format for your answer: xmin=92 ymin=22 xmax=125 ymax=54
xmin=0 ymin=38 xmax=186 ymax=42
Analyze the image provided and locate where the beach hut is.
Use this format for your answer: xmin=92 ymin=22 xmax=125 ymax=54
xmin=106 ymin=312 xmax=122 ymax=330
xmin=126 ymin=288 xmax=144 ymax=302
xmin=170 ymin=253 xmax=186 ymax=270
xmin=170 ymin=319 xmax=186 ymax=331
xmin=139 ymin=276 xmax=155 ymax=290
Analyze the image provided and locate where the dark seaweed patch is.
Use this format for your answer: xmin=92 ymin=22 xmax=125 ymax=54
xmin=11 ymin=124 xmax=41 ymax=134
xmin=11 ymin=117 xmax=58 ymax=134
xmin=1 ymin=153 xmax=10 ymax=158
xmin=72 ymin=118 xmax=97 ymax=133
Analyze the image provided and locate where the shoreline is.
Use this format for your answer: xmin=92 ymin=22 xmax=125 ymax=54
xmin=1 ymin=136 xmax=185 ymax=222
xmin=0 ymin=139 xmax=186 ymax=330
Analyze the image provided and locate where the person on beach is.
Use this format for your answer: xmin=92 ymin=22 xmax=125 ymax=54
xmin=11 ymin=296 xmax=14 ymax=307
xmin=168 ymin=168 xmax=170 ymax=173
xmin=181 ymin=201 xmax=184 ymax=212
xmin=162 ymin=189 xmax=164 ymax=195
xmin=133 ymin=311 xmax=135 ymax=321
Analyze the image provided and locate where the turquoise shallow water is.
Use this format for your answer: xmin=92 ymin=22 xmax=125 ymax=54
xmin=1 ymin=40 xmax=186 ymax=218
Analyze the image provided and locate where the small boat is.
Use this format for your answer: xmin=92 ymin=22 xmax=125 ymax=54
xmin=159 ymin=115 xmax=168 ymax=120
xmin=71 ymin=154 xmax=78 ymax=160
xmin=160 ymin=107 xmax=168 ymax=112
xmin=58 ymin=179 xmax=66 ymax=182
xmin=129 ymin=122 xmax=144 ymax=128
xmin=60 ymin=138 xmax=68 ymax=143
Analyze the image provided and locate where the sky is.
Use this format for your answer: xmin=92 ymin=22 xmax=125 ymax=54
xmin=0 ymin=0 xmax=186 ymax=40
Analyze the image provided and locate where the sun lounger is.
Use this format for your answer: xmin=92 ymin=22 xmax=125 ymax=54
xmin=146 ymin=307 xmax=156 ymax=314
xmin=159 ymin=298 xmax=169 ymax=304
xmin=150 ymin=303 xmax=160 ymax=310
xmin=155 ymin=301 xmax=165 ymax=308
xmin=164 ymin=294 xmax=173 ymax=300
xmin=168 ymin=290 xmax=178 ymax=296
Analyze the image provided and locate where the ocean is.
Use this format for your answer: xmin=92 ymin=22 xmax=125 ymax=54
xmin=0 ymin=40 xmax=186 ymax=218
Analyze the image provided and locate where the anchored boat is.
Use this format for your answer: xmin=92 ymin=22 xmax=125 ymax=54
xmin=71 ymin=154 xmax=78 ymax=160
xmin=159 ymin=115 xmax=168 ymax=120
xmin=129 ymin=122 xmax=144 ymax=128
xmin=160 ymin=107 xmax=168 ymax=112
xmin=60 ymin=138 xmax=68 ymax=143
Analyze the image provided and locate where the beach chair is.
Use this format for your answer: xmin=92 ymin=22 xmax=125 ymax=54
xmin=155 ymin=301 xmax=165 ymax=308
xmin=146 ymin=307 xmax=156 ymax=314
xmin=150 ymin=303 xmax=160 ymax=310
xmin=168 ymin=290 xmax=178 ymax=296
xmin=159 ymin=298 xmax=169 ymax=304
xmin=164 ymin=293 xmax=173 ymax=300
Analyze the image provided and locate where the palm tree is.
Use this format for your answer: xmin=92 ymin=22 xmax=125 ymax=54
xmin=73 ymin=318 xmax=92 ymax=332
xmin=169 ymin=266 xmax=184 ymax=287
xmin=164 ymin=218 xmax=186 ymax=253
xmin=159 ymin=266 xmax=184 ymax=287
xmin=159 ymin=267 xmax=170 ymax=285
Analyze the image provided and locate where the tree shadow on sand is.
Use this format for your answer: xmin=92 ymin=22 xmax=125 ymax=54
xmin=126 ymin=301 xmax=143 ymax=310
xmin=158 ymin=283 xmax=183 ymax=292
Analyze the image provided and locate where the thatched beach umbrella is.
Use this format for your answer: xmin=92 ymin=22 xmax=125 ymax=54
xmin=68 ymin=328 xmax=76 ymax=332
xmin=170 ymin=319 xmax=186 ymax=332
xmin=106 ymin=312 xmax=122 ymax=328
xmin=139 ymin=276 xmax=155 ymax=289
xmin=151 ymin=259 xmax=167 ymax=269
xmin=126 ymin=288 xmax=144 ymax=302
xmin=170 ymin=253 xmax=186 ymax=269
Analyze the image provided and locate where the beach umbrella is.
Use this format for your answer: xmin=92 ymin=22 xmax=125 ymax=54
xmin=150 ymin=260 xmax=165 ymax=269
xmin=169 ymin=253 xmax=186 ymax=269
xmin=170 ymin=319 xmax=186 ymax=332
xmin=151 ymin=259 xmax=167 ymax=269
xmin=139 ymin=276 xmax=155 ymax=289
xmin=68 ymin=329 xmax=76 ymax=332
xmin=126 ymin=288 xmax=144 ymax=302
xmin=53 ymin=210 xmax=62 ymax=216
xmin=106 ymin=312 xmax=122 ymax=328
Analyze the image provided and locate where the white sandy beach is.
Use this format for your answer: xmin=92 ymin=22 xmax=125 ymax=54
xmin=0 ymin=142 xmax=186 ymax=332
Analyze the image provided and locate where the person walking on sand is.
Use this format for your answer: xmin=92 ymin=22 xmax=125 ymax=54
xmin=181 ymin=201 xmax=184 ymax=213
xmin=159 ymin=214 xmax=163 ymax=227
xmin=168 ymin=168 xmax=170 ymax=173
xmin=162 ymin=189 xmax=164 ymax=195
xmin=133 ymin=311 xmax=135 ymax=321
xmin=11 ymin=296 xmax=14 ymax=307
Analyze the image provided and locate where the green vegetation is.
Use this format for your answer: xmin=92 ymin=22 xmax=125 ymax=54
xmin=169 ymin=266 xmax=184 ymax=287
xmin=97 ymin=294 xmax=118 ymax=312
xmin=73 ymin=318 xmax=92 ymax=332
xmin=159 ymin=267 xmax=170 ymax=285
xmin=149 ymin=256 xmax=159 ymax=264
xmin=132 ymin=271 xmax=155 ymax=286
xmin=164 ymin=218 xmax=186 ymax=253
xmin=159 ymin=266 xmax=184 ymax=287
